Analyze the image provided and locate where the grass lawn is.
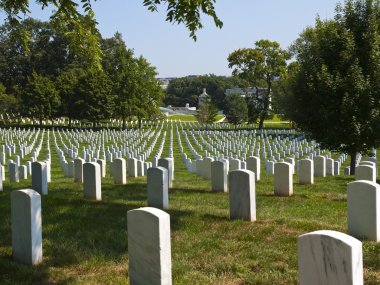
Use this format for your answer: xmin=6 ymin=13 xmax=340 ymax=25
xmin=0 ymin=127 xmax=379 ymax=284
xmin=166 ymin=114 xmax=225 ymax=122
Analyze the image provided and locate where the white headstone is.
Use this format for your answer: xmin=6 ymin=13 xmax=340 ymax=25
xmin=246 ymin=156 xmax=260 ymax=181
xmin=83 ymin=162 xmax=101 ymax=200
xmin=113 ymin=158 xmax=127 ymax=185
xmin=147 ymin=167 xmax=168 ymax=209
xmin=74 ymin=158 xmax=85 ymax=183
xmin=299 ymin=159 xmax=314 ymax=185
xmin=158 ymin=158 xmax=174 ymax=188
xmin=348 ymin=180 xmax=380 ymax=241
xmin=11 ymin=189 xmax=42 ymax=265
xmin=355 ymin=165 xmax=376 ymax=183
xmin=127 ymin=207 xmax=172 ymax=285
xmin=32 ymin=161 xmax=47 ymax=195
xmin=314 ymin=156 xmax=326 ymax=177
xmin=274 ymin=162 xmax=293 ymax=197
xmin=211 ymin=160 xmax=228 ymax=192
xmin=298 ymin=230 xmax=363 ymax=285
xmin=228 ymin=170 xmax=256 ymax=221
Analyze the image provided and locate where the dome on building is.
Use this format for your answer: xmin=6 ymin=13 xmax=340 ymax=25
xmin=198 ymin=88 xmax=210 ymax=105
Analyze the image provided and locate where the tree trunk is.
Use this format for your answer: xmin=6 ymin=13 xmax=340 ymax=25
xmin=122 ymin=117 xmax=126 ymax=129
xmin=39 ymin=117 xmax=43 ymax=126
xmin=138 ymin=119 xmax=142 ymax=129
xmin=350 ymin=150 xmax=357 ymax=175
xmin=69 ymin=117 xmax=72 ymax=128
xmin=258 ymin=115 xmax=265 ymax=130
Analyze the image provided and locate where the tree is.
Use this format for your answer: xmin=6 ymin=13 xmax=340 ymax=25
xmin=0 ymin=83 xmax=18 ymax=125
xmin=195 ymin=102 xmax=219 ymax=130
xmin=133 ymin=56 xmax=164 ymax=128
xmin=271 ymin=61 xmax=299 ymax=127
xmin=23 ymin=71 xmax=61 ymax=125
xmin=223 ymin=93 xmax=248 ymax=128
xmin=1 ymin=0 xmax=222 ymax=68
xmin=287 ymin=0 xmax=380 ymax=174
xmin=74 ymin=70 xmax=115 ymax=126
xmin=55 ymin=67 xmax=86 ymax=127
xmin=228 ymin=40 xmax=290 ymax=129
xmin=101 ymin=33 xmax=163 ymax=129
xmin=101 ymin=33 xmax=137 ymax=128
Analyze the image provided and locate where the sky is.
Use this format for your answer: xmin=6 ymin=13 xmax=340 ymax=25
xmin=1 ymin=0 xmax=340 ymax=77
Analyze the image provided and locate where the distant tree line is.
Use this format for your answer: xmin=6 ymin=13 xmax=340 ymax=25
xmin=164 ymin=75 xmax=246 ymax=110
xmin=0 ymin=18 xmax=163 ymax=128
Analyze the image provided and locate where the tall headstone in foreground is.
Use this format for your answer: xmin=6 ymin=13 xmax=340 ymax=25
xmin=128 ymin=207 xmax=172 ymax=285
xmin=228 ymin=170 xmax=256 ymax=221
xmin=83 ymin=162 xmax=101 ymax=200
xmin=147 ymin=167 xmax=169 ymax=209
xmin=246 ymin=156 xmax=260 ymax=181
xmin=113 ymin=158 xmax=127 ymax=185
xmin=298 ymin=230 xmax=363 ymax=285
xmin=211 ymin=160 xmax=227 ymax=192
xmin=11 ymin=189 xmax=42 ymax=265
xmin=299 ymin=159 xmax=314 ymax=185
xmin=348 ymin=180 xmax=380 ymax=241
xmin=274 ymin=162 xmax=293 ymax=196
xmin=32 ymin=161 xmax=47 ymax=195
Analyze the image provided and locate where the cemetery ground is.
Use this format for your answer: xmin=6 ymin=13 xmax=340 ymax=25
xmin=0 ymin=126 xmax=380 ymax=284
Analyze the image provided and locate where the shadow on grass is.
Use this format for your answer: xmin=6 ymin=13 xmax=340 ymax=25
xmin=0 ymin=181 xmax=191 ymax=284
xmin=170 ymin=187 xmax=217 ymax=195
xmin=202 ymin=213 xmax=230 ymax=222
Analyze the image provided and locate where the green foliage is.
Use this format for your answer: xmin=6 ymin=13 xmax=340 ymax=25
xmin=143 ymin=0 xmax=223 ymax=40
xmin=23 ymin=71 xmax=60 ymax=124
xmin=272 ymin=61 xmax=299 ymax=122
xmin=223 ymin=93 xmax=248 ymax=127
xmin=101 ymin=33 xmax=163 ymax=128
xmin=165 ymin=75 xmax=246 ymax=109
xmin=288 ymin=0 xmax=380 ymax=170
xmin=0 ymin=83 xmax=18 ymax=124
xmin=195 ymin=102 xmax=218 ymax=129
xmin=0 ymin=18 xmax=164 ymax=127
xmin=74 ymin=70 xmax=115 ymax=125
xmin=1 ymin=0 xmax=222 ymax=68
xmin=228 ymin=40 xmax=290 ymax=128
xmin=55 ymin=67 xmax=86 ymax=125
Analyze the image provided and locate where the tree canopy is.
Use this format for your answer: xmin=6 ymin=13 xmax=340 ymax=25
xmin=228 ymin=40 xmax=290 ymax=129
xmin=285 ymin=0 xmax=380 ymax=173
xmin=223 ymin=93 xmax=248 ymax=128
xmin=0 ymin=0 xmax=222 ymax=68
xmin=0 ymin=18 xmax=163 ymax=127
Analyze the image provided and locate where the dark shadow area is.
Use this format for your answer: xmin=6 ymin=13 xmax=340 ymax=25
xmin=0 ymin=182 xmax=191 ymax=284
xmin=202 ymin=213 xmax=230 ymax=222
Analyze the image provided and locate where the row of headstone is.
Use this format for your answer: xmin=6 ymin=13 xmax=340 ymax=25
xmin=5 ymin=176 xmax=371 ymax=285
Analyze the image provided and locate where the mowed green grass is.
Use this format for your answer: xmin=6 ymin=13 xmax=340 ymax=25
xmin=0 ymin=130 xmax=379 ymax=284
xmin=167 ymin=114 xmax=225 ymax=121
